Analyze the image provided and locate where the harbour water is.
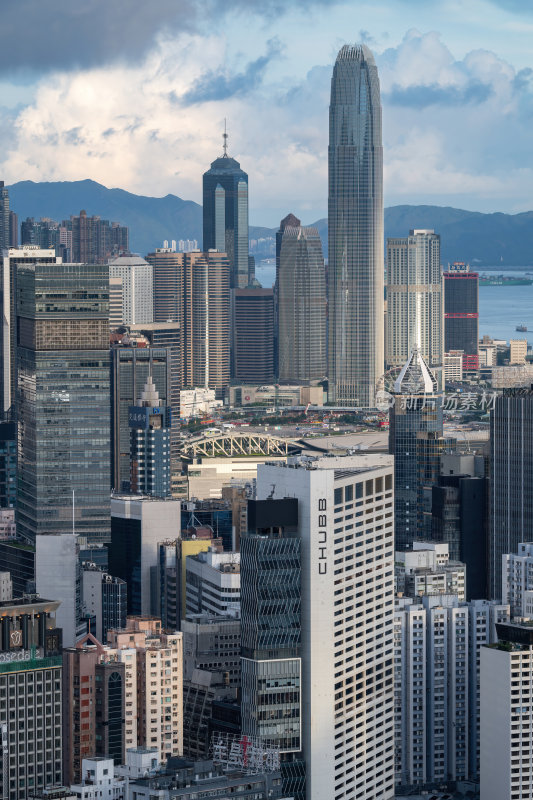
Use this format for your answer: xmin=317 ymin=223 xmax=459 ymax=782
xmin=256 ymin=263 xmax=533 ymax=346
xmin=478 ymin=268 xmax=533 ymax=344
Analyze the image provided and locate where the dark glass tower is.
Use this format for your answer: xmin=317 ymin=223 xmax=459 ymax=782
xmin=328 ymin=44 xmax=384 ymax=407
xmin=444 ymin=262 xmax=479 ymax=371
xmin=490 ymin=389 xmax=533 ymax=599
xmin=389 ymin=348 xmax=444 ymax=550
xmin=16 ymin=261 xmax=111 ymax=543
xmin=203 ymin=139 xmax=249 ymax=289
xmin=234 ymin=288 xmax=274 ymax=383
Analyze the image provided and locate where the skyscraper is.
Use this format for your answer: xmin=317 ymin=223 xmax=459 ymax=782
xmin=389 ymin=348 xmax=445 ymax=550
xmin=328 ymin=45 xmax=384 ymax=407
xmin=490 ymin=389 xmax=533 ymax=599
xmin=129 ymin=375 xmax=171 ymax=497
xmin=246 ymin=454 xmax=395 ymax=800
xmin=147 ymin=247 xmax=183 ymax=323
xmin=386 ymin=229 xmax=443 ymax=379
xmin=203 ymin=135 xmax=249 ymax=289
xmin=181 ymin=251 xmax=230 ymax=396
xmin=16 ymin=260 xmax=111 ymax=543
xmin=233 ymin=288 xmax=275 ymax=383
xmin=0 ymin=181 xmax=9 ymax=252
xmin=111 ymin=342 xmax=172 ymax=492
xmin=2 ymin=246 xmax=60 ymax=416
xmin=443 ymin=262 xmax=479 ymax=372
xmin=278 ymin=223 xmax=326 ymax=383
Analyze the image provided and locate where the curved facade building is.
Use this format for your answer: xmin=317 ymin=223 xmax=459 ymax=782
xmin=328 ymin=44 xmax=384 ymax=407
xmin=278 ymin=224 xmax=326 ymax=383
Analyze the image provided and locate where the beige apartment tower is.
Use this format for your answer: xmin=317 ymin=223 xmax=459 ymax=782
xmin=386 ymin=229 xmax=443 ymax=377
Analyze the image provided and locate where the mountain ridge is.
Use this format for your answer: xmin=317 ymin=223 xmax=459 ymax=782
xmin=7 ymin=179 xmax=533 ymax=265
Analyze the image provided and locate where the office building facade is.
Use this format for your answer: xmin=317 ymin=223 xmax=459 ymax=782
xmin=443 ymin=262 xmax=479 ymax=371
xmin=109 ymin=254 xmax=153 ymax=326
xmin=111 ymin=344 xmax=172 ymax=492
xmin=203 ymin=146 xmax=249 ymax=289
xmin=0 ymin=419 xmax=16 ymax=508
xmin=2 ymin=246 xmax=61 ymax=416
xmin=328 ymin=45 xmax=384 ymax=407
xmin=128 ymin=322 xmax=181 ymax=487
xmin=241 ymin=497 xmax=304 ymax=799
xmin=17 ymin=259 xmax=110 ymax=543
xmin=36 ymin=534 xmax=85 ymax=648
xmin=129 ymin=375 xmax=171 ymax=498
xmin=0 ymin=595 xmax=63 ymax=800
xmin=277 ymin=224 xmax=326 ymax=383
xmin=389 ymin=348 xmax=443 ymax=549
xmin=253 ymin=455 xmax=396 ymax=800
xmin=386 ymin=230 xmax=443 ymax=376
xmin=108 ymin=496 xmax=180 ymax=616
xmin=233 ymin=288 xmax=274 ymax=383
xmin=490 ymin=389 xmax=533 ymax=599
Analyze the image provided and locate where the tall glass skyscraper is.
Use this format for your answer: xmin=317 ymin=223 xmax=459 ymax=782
xmin=17 ymin=261 xmax=111 ymax=543
xmin=389 ymin=348 xmax=444 ymax=550
xmin=278 ymin=224 xmax=326 ymax=383
xmin=203 ymin=142 xmax=249 ymax=289
xmin=328 ymin=44 xmax=384 ymax=407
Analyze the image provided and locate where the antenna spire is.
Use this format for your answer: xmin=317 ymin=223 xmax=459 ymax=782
xmin=223 ymin=119 xmax=228 ymax=157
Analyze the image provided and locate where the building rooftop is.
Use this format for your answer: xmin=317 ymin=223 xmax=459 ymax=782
xmin=394 ymin=347 xmax=438 ymax=395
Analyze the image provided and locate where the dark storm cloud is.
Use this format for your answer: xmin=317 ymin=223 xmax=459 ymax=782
xmin=386 ymin=80 xmax=493 ymax=108
xmin=180 ymin=39 xmax=283 ymax=106
xmin=0 ymin=0 xmax=339 ymax=75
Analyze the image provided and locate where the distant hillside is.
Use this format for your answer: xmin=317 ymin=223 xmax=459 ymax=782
xmin=8 ymin=180 xmax=533 ymax=265
xmin=8 ymin=179 xmax=203 ymax=256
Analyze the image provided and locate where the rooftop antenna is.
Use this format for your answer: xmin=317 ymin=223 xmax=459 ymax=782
xmin=223 ymin=119 xmax=228 ymax=157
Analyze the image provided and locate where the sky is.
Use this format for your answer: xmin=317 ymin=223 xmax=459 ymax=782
xmin=0 ymin=0 xmax=533 ymax=226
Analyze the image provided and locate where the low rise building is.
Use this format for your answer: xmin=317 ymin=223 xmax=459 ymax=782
xmin=179 ymin=388 xmax=222 ymax=420
xmin=227 ymin=383 xmax=323 ymax=408
xmin=70 ymin=757 xmax=124 ymax=799
xmin=444 ymin=350 xmax=464 ymax=383
xmin=124 ymin=754 xmax=287 ymax=800
xmin=395 ymin=541 xmax=466 ymax=601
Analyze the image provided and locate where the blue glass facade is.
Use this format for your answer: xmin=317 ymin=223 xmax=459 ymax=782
xmin=0 ymin=421 xmax=16 ymax=508
xmin=16 ymin=261 xmax=110 ymax=543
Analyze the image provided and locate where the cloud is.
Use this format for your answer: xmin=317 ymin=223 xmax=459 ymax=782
xmin=0 ymin=0 xmax=340 ymax=76
xmin=386 ymin=80 xmax=493 ymax=107
xmin=2 ymin=26 xmax=533 ymax=227
xmin=180 ymin=39 xmax=283 ymax=105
